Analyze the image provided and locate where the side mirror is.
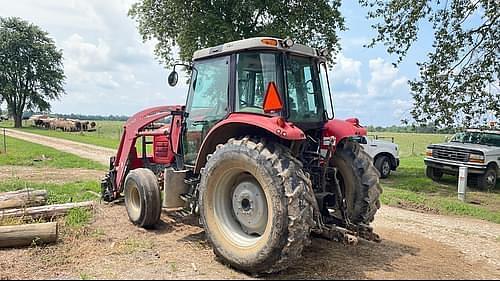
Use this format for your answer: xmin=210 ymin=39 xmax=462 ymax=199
xmin=168 ymin=71 xmax=178 ymax=87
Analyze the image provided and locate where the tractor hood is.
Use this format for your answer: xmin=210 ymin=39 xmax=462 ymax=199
xmin=323 ymin=118 xmax=367 ymax=143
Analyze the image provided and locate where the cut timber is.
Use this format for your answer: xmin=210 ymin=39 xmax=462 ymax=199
xmin=0 ymin=222 xmax=58 ymax=248
xmin=0 ymin=201 xmax=94 ymax=220
xmin=0 ymin=189 xmax=48 ymax=210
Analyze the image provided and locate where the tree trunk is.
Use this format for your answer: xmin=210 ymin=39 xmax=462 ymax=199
xmin=0 ymin=201 xmax=94 ymax=220
xmin=0 ymin=222 xmax=58 ymax=248
xmin=0 ymin=189 xmax=48 ymax=210
xmin=14 ymin=114 xmax=22 ymax=128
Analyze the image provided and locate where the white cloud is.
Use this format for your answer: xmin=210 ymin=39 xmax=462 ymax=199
xmin=63 ymin=34 xmax=112 ymax=72
xmin=367 ymin=57 xmax=408 ymax=97
xmin=331 ymin=53 xmax=363 ymax=89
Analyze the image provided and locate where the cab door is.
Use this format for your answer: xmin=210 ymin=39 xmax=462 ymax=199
xmin=184 ymin=56 xmax=230 ymax=165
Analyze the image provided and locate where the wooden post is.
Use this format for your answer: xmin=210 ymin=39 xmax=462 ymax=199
xmin=0 ymin=201 xmax=94 ymax=220
xmin=0 ymin=189 xmax=48 ymax=210
xmin=0 ymin=222 xmax=58 ymax=248
xmin=2 ymin=128 xmax=5 ymax=154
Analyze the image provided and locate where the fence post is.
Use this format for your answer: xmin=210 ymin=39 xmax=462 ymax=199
xmin=458 ymin=166 xmax=468 ymax=202
xmin=411 ymin=143 xmax=415 ymax=155
xmin=3 ymin=128 xmax=6 ymax=154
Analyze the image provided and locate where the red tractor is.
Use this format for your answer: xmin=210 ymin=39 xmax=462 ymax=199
xmin=101 ymin=37 xmax=381 ymax=274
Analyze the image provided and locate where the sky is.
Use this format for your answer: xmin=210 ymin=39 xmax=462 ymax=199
xmin=0 ymin=1 xmax=434 ymax=126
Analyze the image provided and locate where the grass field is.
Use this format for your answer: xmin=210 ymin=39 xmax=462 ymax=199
xmin=373 ymin=132 xmax=500 ymax=224
xmin=0 ymin=135 xmax=105 ymax=170
xmin=0 ymin=120 xmax=124 ymax=149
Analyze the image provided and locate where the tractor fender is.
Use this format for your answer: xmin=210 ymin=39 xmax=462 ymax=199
xmin=194 ymin=113 xmax=306 ymax=174
xmin=323 ymin=118 xmax=367 ymax=144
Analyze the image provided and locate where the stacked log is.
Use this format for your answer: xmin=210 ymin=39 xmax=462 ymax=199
xmin=0 ymin=189 xmax=47 ymax=210
xmin=0 ymin=222 xmax=58 ymax=248
xmin=0 ymin=189 xmax=95 ymax=248
xmin=0 ymin=201 xmax=94 ymax=221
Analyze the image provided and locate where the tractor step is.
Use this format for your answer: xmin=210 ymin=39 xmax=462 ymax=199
xmin=179 ymin=193 xmax=193 ymax=203
xmin=183 ymin=178 xmax=199 ymax=186
xmin=173 ymin=209 xmax=192 ymax=218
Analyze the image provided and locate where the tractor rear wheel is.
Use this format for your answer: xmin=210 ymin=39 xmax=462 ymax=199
xmin=124 ymin=168 xmax=162 ymax=229
xmin=199 ymin=137 xmax=315 ymax=274
xmin=332 ymin=141 xmax=382 ymax=225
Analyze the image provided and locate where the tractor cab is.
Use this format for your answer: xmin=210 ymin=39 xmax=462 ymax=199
xmin=169 ymin=37 xmax=334 ymax=165
xmin=102 ymin=37 xmax=381 ymax=275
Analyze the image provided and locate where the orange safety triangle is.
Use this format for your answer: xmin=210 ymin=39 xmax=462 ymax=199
xmin=263 ymin=81 xmax=283 ymax=113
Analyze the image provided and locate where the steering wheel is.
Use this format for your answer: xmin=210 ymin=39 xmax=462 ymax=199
xmin=305 ymin=79 xmax=314 ymax=94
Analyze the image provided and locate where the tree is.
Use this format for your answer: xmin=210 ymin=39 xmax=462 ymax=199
xmin=129 ymin=0 xmax=345 ymax=66
xmin=361 ymin=0 xmax=499 ymax=128
xmin=0 ymin=17 xmax=65 ymax=128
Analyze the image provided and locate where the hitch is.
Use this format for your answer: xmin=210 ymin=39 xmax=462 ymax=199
xmin=315 ymin=223 xmax=381 ymax=245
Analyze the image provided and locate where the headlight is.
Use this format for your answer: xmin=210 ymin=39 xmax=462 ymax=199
xmin=426 ymin=148 xmax=433 ymax=157
xmin=469 ymin=154 xmax=484 ymax=163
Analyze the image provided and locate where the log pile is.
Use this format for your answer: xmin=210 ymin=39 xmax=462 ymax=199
xmin=0 ymin=189 xmax=94 ymax=248
xmin=0 ymin=189 xmax=47 ymax=210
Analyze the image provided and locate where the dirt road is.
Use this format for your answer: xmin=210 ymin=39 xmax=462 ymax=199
xmin=1 ymin=130 xmax=499 ymax=279
xmin=3 ymin=129 xmax=115 ymax=165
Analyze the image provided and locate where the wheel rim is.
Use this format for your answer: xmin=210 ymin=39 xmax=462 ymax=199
xmin=382 ymin=160 xmax=390 ymax=176
xmin=211 ymin=169 xmax=269 ymax=247
xmin=486 ymin=171 xmax=496 ymax=187
xmin=126 ymin=181 xmax=141 ymax=222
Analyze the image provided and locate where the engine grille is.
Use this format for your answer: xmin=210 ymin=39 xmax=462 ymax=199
xmin=432 ymin=148 xmax=469 ymax=162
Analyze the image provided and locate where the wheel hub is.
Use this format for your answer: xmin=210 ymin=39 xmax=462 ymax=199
xmin=382 ymin=161 xmax=390 ymax=175
xmin=486 ymin=173 xmax=496 ymax=185
xmin=232 ymin=180 xmax=267 ymax=236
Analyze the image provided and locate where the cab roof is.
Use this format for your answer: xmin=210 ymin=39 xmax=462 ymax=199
xmin=192 ymin=37 xmax=324 ymax=61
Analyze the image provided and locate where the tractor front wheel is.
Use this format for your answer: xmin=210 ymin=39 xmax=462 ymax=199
xmin=124 ymin=168 xmax=162 ymax=229
xmin=199 ymin=137 xmax=314 ymax=274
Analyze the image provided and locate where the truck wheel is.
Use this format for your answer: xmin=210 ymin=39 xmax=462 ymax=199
xmin=124 ymin=168 xmax=162 ymax=229
xmin=426 ymin=166 xmax=443 ymax=181
xmin=332 ymin=141 xmax=382 ymax=225
xmin=199 ymin=137 xmax=314 ymax=274
xmin=477 ymin=167 xmax=497 ymax=190
xmin=375 ymin=155 xmax=391 ymax=179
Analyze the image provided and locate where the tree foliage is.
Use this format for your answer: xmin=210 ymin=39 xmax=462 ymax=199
xmin=0 ymin=17 xmax=65 ymax=128
xmin=361 ymin=0 xmax=499 ymax=128
xmin=129 ymin=0 xmax=345 ymax=66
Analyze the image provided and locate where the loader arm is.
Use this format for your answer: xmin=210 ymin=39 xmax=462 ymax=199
xmin=110 ymin=105 xmax=183 ymax=199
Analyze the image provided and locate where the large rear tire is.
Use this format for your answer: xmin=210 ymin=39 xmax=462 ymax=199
xmin=332 ymin=141 xmax=382 ymax=225
xmin=199 ymin=137 xmax=314 ymax=274
xmin=124 ymin=168 xmax=162 ymax=229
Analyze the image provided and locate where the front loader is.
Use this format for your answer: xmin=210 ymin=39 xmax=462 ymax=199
xmin=101 ymin=37 xmax=382 ymax=274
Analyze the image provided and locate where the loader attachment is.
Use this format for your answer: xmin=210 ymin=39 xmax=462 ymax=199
xmin=101 ymin=105 xmax=184 ymax=202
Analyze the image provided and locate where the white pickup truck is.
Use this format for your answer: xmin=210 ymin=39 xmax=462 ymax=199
xmin=424 ymin=129 xmax=500 ymax=190
xmin=356 ymin=136 xmax=400 ymax=178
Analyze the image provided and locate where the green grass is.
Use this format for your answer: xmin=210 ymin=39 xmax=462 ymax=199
xmin=66 ymin=208 xmax=92 ymax=228
xmin=0 ymin=136 xmax=105 ymax=170
xmin=0 ymin=120 xmax=124 ymax=149
xmin=370 ymin=132 xmax=451 ymax=157
xmin=0 ymin=180 xmax=101 ymax=204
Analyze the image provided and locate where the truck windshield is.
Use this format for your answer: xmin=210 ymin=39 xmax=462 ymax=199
xmin=451 ymin=131 xmax=500 ymax=147
xmin=286 ymin=55 xmax=325 ymax=123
